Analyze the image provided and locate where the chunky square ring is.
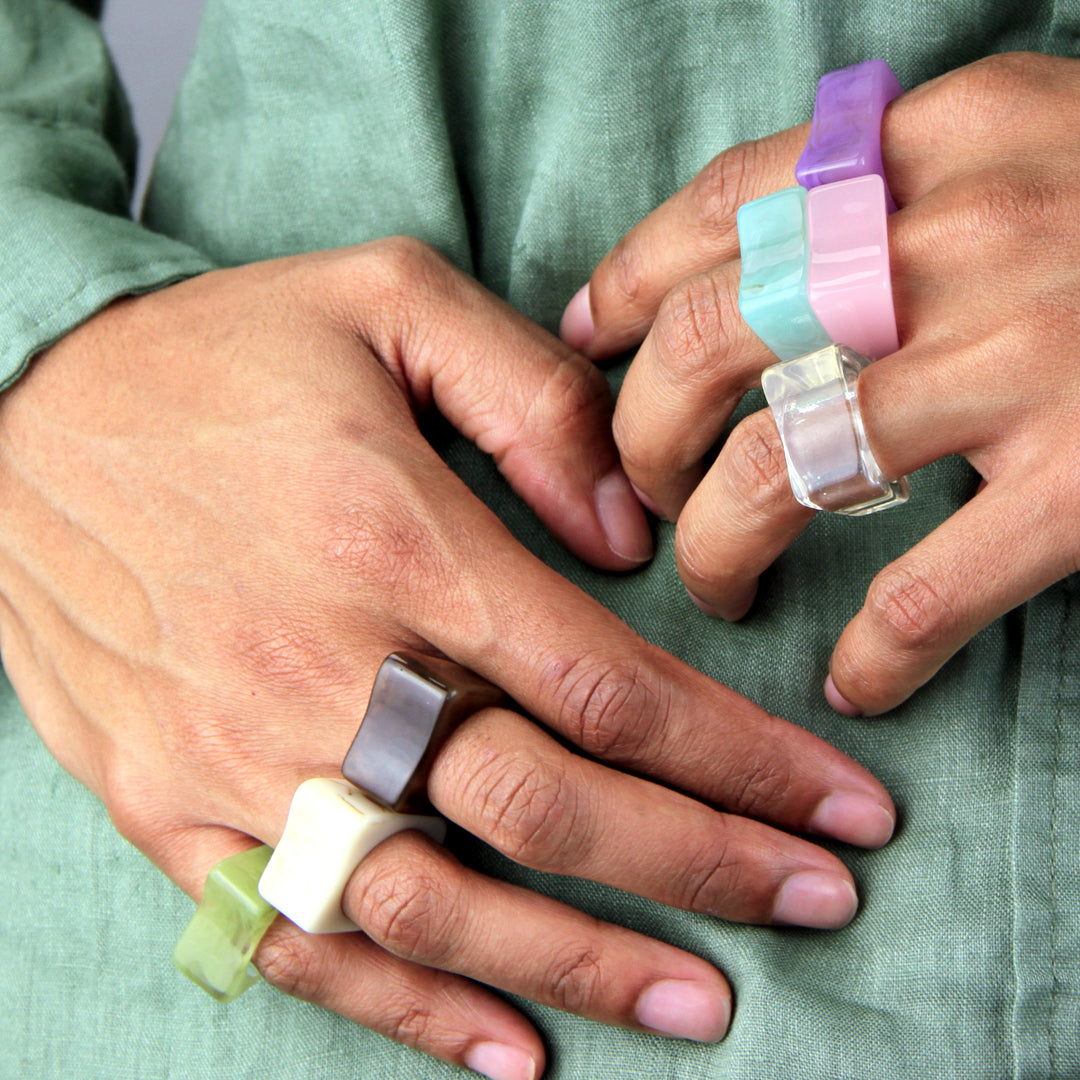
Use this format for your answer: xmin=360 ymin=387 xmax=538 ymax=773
xmin=258 ymin=778 xmax=446 ymax=934
xmin=172 ymin=844 xmax=277 ymax=1002
xmin=806 ymin=173 xmax=899 ymax=360
xmin=761 ymin=343 xmax=909 ymax=515
xmin=259 ymin=653 xmax=502 ymax=934
xmin=737 ymin=185 xmax=832 ymax=361
xmin=795 ymin=58 xmax=904 ymax=212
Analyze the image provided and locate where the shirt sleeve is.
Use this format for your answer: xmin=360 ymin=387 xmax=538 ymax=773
xmin=0 ymin=0 xmax=214 ymax=391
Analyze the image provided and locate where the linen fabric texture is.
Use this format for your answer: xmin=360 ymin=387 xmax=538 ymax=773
xmin=2 ymin=1 xmax=1079 ymax=1077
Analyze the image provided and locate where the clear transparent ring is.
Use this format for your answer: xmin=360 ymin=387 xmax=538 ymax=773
xmin=761 ymin=343 xmax=909 ymax=516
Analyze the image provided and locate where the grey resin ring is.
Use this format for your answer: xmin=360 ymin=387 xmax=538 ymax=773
xmin=342 ymin=651 xmax=504 ymax=813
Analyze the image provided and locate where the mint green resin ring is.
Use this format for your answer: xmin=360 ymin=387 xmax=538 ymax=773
xmin=736 ymin=186 xmax=831 ymax=361
xmin=172 ymin=844 xmax=277 ymax=1003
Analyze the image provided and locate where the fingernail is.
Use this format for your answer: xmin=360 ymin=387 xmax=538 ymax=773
xmin=629 ymin=481 xmax=664 ymax=518
xmin=595 ymin=470 xmax=654 ymax=563
xmin=772 ymin=871 xmax=859 ymax=929
xmin=560 ymin=283 xmax=595 ymax=352
xmin=465 ymin=1042 xmax=537 ymax=1080
xmin=824 ymin=674 xmax=862 ymax=716
xmin=685 ymin=585 xmax=721 ymax=618
xmin=635 ymin=978 xmax=730 ymax=1042
xmin=810 ymin=790 xmax=895 ymax=848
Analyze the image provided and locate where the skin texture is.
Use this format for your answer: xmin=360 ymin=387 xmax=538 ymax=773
xmin=561 ymin=51 xmax=1080 ymax=717
xmin=0 ymin=239 xmax=894 ymax=1078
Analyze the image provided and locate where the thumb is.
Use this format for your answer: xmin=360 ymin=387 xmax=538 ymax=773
xmin=336 ymin=237 xmax=653 ymax=570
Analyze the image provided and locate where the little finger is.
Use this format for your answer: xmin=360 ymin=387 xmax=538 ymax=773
xmin=163 ymin=827 xmax=546 ymax=1080
xmin=828 ymin=476 xmax=1076 ymax=716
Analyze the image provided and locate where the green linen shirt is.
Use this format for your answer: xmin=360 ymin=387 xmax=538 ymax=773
xmin=2 ymin=2 xmax=1079 ymax=1077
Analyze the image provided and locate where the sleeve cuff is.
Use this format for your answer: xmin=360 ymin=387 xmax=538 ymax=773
xmin=0 ymin=187 xmax=215 ymax=392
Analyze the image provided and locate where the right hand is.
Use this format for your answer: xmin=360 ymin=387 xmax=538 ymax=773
xmin=0 ymin=239 xmax=894 ymax=1079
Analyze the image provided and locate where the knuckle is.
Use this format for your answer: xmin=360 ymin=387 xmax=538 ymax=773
xmin=603 ymin=233 xmax=651 ymax=318
xmin=954 ymin=167 xmax=1058 ymax=246
xmin=673 ymin=516 xmax=722 ymax=596
xmin=682 ymin=836 xmax=743 ymax=913
xmin=543 ymin=943 xmax=608 ymax=1014
xmin=541 ymin=650 xmax=673 ymax=763
xmin=866 ymin=562 xmax=959 ymax=653
xmin=321 ymin=236 xmax=451 ymax=341
xmin=256 ymin=928 xmax=325 ymax=1001
xmin=101 ymin=762 xmax=169 ymax=850
xmin=652 ymin=272 xmax=738 ymax=381
xmin=713 ymin=750 xmax=794 ymax=818
xmin=955 ymin=50 xmax=1046 ymax=101
xmin=312 ymin=465 xmax=467 ymax=610
xmin=692 ymin=140 xmax=763 ymax=244
xmin=934 ymin=52 xmax=1052 ymax=140
xmin=472 ymin=752 xmax=579 ymax=868
xmin=386 ymin=1001 xmax=440 ymax=1049
xmin=502 ymin=356 xmax=612 ymax=461
xmin=362 ymin=235 xmax=447 ymax=295
xmin=230 ymin=611 xmax=351 ymax=697
xmin=353 ymin=851 xmax=463 ymax=966
xmin=723 ymin=413 xmax=791 ymax=505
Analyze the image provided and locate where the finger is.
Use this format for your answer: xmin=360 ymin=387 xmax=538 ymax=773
xmin=318 ymin=239 xmax=652 ymax=571
xmin=612 ymin=261 xmax=775 ymax=519
xmin=257 ymin=920 xmax=545 ymax=1080
xmin=432 ymin=707 xmax=863 ymax=928
xmin=665 ymin=319 xmax=1021 ymax=626
xmin=560 ymin=125 xmax=808 ymax=358
xmin=673 ymin=410 xmax=815 ymax=620
xmin=406 ymin=501 xmax=895 ymax=848
xmin=161 ymin=826 xmax=546 ymax=1080
xmin=881 ymin=53 xmax=1080 ymax=207
xmin=345 ymin=829 xmax=732 ymax=1043
xmin=827 ymin=476 xmax=1075 ymax=716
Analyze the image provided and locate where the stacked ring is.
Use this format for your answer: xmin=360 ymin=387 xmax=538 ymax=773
xmin=737 ymin=59 xmax=909 ymax=516
xmin=806 ymin=172 xmax=898 ymax=361
xmin=258 ymin=652 xmax=502 ymax=934
xmin=761 ymin=343 xmax=909 ymax=515
xmin=737 ymin=186 xmax=831 ymax=361
xmin=173 ymin=652 xmax=502 ymax=998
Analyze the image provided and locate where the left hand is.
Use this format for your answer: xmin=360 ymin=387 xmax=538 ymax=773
xmin=559 ymin=50 xmax=1080 ymax=716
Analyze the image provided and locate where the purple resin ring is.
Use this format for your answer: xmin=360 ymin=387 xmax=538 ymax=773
xmin=796 ymin=59 xmax=903 ymax=213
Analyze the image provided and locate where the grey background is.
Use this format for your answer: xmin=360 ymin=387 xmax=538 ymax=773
xmin=101 ymin=0 xmax=207 ymax=208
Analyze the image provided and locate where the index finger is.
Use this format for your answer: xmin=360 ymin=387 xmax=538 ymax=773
xmin=560 ymin=125 xmax=808 ymax=358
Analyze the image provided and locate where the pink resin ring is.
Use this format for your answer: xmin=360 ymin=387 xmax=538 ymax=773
xmin=795 ymin=59 xmax=903 ymax=213
xmin=806 ymin=173 xmax=899 ymax=360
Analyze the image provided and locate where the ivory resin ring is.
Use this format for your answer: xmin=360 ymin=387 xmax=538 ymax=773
xmin=258 ymin=653 xmax=502 ymax=934
xmin=257 ymin=778 xmax=446 ymax=934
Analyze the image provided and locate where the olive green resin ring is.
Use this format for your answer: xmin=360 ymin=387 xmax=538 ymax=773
xmin=172 ymin=844 xmax=277 ymax=1003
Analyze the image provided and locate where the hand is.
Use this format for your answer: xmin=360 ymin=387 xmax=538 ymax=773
xmin=0 ymin=240 xmax=894 ymax=1079
xmin=561 ymin=51 xmax=1080 ymax=717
